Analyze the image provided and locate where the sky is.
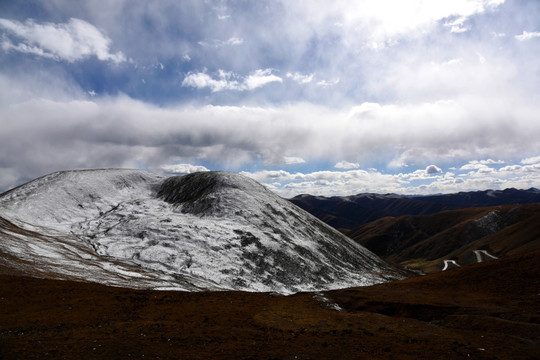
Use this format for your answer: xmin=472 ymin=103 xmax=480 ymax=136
xmin=0 ymin=0 xmax=539 ymax=197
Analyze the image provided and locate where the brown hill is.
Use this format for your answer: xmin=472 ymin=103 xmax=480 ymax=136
xmin=1 ymin=249 xmax=539 ymax=359
xmin=347 ymin=203 xmax=540 ymax=272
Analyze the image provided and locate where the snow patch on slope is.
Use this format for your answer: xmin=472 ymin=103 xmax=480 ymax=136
xmin=473 ymin=211 xmax=502 ymax=233
xmin=0 ymin=169 xmax=163 ymax=230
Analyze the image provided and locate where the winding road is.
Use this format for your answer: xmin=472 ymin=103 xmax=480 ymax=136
xmin=473 ymin=250 xmax=498 ymax=263
xmin=442 ymin=250 xmax=498 ymax=271
xmin=442 ymin=260 xmax=461 ymax=271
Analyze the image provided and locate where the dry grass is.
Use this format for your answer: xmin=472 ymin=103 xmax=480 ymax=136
xmin=1 ymin=249 xmax=539 ymax=359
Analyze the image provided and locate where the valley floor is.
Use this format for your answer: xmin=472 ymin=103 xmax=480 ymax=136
xmin=1 ymin=250 xmax=539 ymax=360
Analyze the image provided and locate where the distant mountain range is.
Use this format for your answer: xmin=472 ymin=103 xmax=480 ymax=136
xmin=290 ymin=188 xmax=540 ymax=272
xmin=290 ymin=187 xmax=540 ymax=231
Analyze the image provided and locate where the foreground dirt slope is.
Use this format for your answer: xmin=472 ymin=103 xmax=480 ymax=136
xmin=1 ymin=250 xmax=539 ymax=360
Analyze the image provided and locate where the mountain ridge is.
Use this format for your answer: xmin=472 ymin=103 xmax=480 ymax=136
xmin=346 ymin=203 xmax=540 ymax=273
xmin=290 ymin=187 xmax=540 ymax=231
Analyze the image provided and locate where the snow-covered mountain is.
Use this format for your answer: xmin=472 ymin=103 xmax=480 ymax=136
xmin=0 ymin=169 xmax=402 ymax=293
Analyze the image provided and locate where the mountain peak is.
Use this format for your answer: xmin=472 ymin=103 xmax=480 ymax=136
xmin=158 ymin=171 xmax=266 ymax=203
xmin=0 ymin=169 xmax=402 ymax=293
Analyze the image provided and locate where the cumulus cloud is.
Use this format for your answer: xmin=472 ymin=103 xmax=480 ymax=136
xmin=515 ymin=31 xmax=540 ymax=41
xmin=241 ymin=155 xmax=540 ymax=198
xmin=242 ymin=168 xmax=400 ymax=197
xmin=426 ymin=165 xmax=442 ymax=174
xmin=480 ymin=159 xmax=505 ymax=165
xmin=460 ymin=159 xmax=504 ymax=170
xmin=244 ymin=69 xmax=283 ymax=90
xmin=182 ymin=69 xmax=282 ymax=92
xmin=181 ymin=71 xmax=237 ymax=92
xmin=499 ymin=165 xmax=521 ymax=172
xmin=161 ymin=164 xmax=209 ymax=174
xmin=0 ymin=18 xmax=125 ymax=63
xmin=335 ymin=161 xmax=360 ymax=169
xmin=521 ymin=156 xmax=540 ymax=165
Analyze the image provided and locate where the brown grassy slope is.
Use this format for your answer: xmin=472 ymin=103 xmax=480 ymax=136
xmin=347 ymin=204 xmax=540 ymax=272
xmin=1 ymin=249 xmax=539 ymax=360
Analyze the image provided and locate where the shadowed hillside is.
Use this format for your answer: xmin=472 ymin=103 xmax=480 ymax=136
xmin=290 ymin=188 xmax=540 ymax=231
xmin=347 ymin=204 xmax=540 ymax=272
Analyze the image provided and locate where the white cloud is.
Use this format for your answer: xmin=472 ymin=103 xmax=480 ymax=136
xmin=242 ymin=168 xmax=401 ymax=197
xmin=460 ymin=159 xmax=504 ymax=170
xmin=288 ymin=0 xmax=505 ymax=45
xmin=444 ymin=16 xmax=469 ymax=33
xmin=199 ymin=37 xmax=244 ymax=48
xmin=426 ymin=165 xmax=442 ymax=174
xmin=521 ymin=156 xmax=540 ymax=165
xmin=241 ymin=156 xmax=540 ymax=197
xmin=0 ymin=18 xmax=125 ymax=63
xmin=1 ymin=71 xmax=540 ymax=194
xmin=181 ymin=72 xmax=236 ymax=92
xmin=500 ymin=165 xmax=521 ymax=172
xmin=226 ymin=37 xmax=244 ymax=46
xmin=286 ymin=72 xmax=314 ymax=84
xmin=515 ymin=31 xmax=540 ymax=41
xmin=161 ymin=164 xmax=209 ymax=174
xmin=1 ymin=38 xmax=57 ymax=59
xmin=244 ymin=69 xmax=283 ymax=90
xmin=335 ymin=161 xmax=360 ymax=169
xmin=400 ymin=165 xmax=443 ymax=181
xmin=182 ymin=69 xmax=282 ymax=92
xmin=316 ymin=78 xmax=340 ymax=87
xmin=480 ymin=159 xmax=504 ymax=164
xmin=283 ymin=156 xmax=306 ymax=165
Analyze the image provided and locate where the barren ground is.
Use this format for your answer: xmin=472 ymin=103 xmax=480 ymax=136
xmin=1 ymin=250 xmax=539 ymax=359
